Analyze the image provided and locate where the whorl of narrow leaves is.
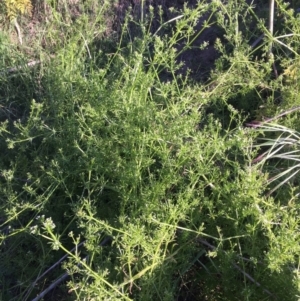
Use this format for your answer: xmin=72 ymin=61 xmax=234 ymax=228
xmin=4 ymin=0 xmax=32 ymax=21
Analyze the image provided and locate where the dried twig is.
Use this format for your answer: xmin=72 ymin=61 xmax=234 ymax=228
xmin=14 ymin=19 xmax=22 ymax=45
xmin=269 ymin=0 xmax=275 ymax=55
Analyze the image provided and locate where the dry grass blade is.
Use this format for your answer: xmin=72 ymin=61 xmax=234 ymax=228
xmin=252 ymin=123 xmax=300 ymax=194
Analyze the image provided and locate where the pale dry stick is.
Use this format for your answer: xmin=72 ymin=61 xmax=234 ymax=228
xmin=153 ymin=15 xmax=184 ymax=37
xmin=197 ymin=238 xmax=276 ymax=299
xmin=269 ymin=0 xmax=275 ymax=55
xmin=268 ymin=0 xmax=279 ymax=78
xmin=13 ymin=19 xmax=22 ymax=45
xmin=248 ymin=0 xmax=273 ymax=50
xmin=250 ymin=1 xmax=277 ymax=76
xmin=80 ymin=32 xmax=92 ymax=59
xmin=264 ymin=2 xmax=300 ymax=75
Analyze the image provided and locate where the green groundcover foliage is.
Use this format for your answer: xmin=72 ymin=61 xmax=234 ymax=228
xmin=0 ymin=0 xmax=300 ymax=300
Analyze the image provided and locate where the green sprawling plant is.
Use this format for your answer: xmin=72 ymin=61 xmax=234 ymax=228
xmin=1 ymin=0 xmax=300 ymax=300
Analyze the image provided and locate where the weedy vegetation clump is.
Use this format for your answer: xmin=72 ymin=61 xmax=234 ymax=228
xmin=0 ymin=0 xmax=300 ymax=300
